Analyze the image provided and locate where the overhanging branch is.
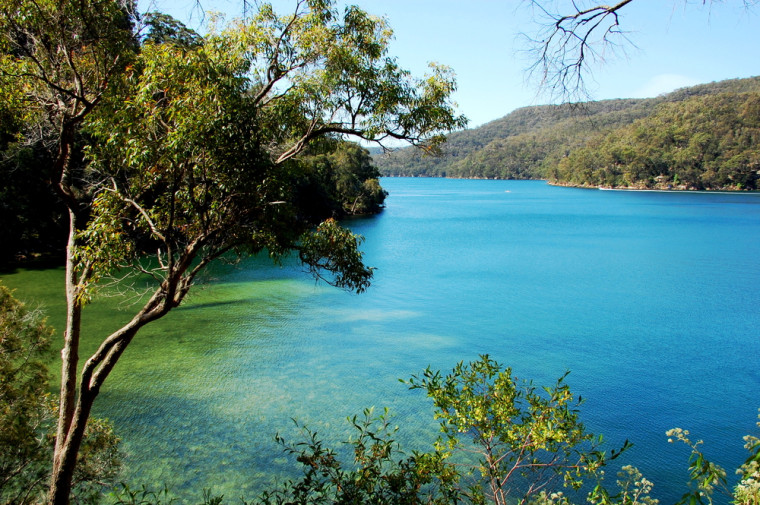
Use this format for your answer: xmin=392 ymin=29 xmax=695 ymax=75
xmin=525 ymin=0 xmax=635 ymax=100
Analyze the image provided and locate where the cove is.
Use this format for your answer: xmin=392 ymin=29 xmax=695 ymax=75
xmin=2 ymin=178 xmax=759 ymax=503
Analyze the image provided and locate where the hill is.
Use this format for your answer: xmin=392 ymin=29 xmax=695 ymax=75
xmin=549 ymin=90 xmax=760 ymax=190
xmin=373 ymin=76 xmax=760 ymax=189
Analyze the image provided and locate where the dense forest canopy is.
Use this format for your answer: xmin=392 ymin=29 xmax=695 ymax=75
xmin=374 ymin=76 xmax=760 ymax=190
xmin=549 ymin=92 xmax=760 ymax=189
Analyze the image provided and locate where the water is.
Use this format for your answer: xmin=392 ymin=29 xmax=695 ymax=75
xmin=2 ymin=178 xmax=759 ymax=503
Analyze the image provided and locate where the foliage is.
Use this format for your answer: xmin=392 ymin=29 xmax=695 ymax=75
xmin=251 ymin=408 xmax=459 ymax=505
xmin=664 ymin=417 xmax=760 ymax=505
xmin=0 ymin=282 xmax=53 ymax=504
xmin=109 ymin=484 xmax=225 ymax=505
xmin=0 ymin=0 xmax=137 ymax=188
xmin=734 ymin=410 xmax=760 ymax=505
xmin=665 ymin=428 xmax=729 ymax=505
xmin=0 ymin=138 xmax=68 ymax=263
xmin=74 ymin=0 xmax=467 ymax=295
xmin=405 ymin=355 xmax=619 ymax=505
xmin=223 ymin=356 xmax=631 ymax=505
xmin=249 ymin=358 xmax=759 ymax=505
xmin=587 ymin=465 xmax=658 ymax=505
xmin=299 ymin=139 xmax=388 ymax=217
xmin=298 ymin=218 xmax=373 ymax=293
xmin=0 ymin=0 xmax=137 ymax=265
xmin=550 ymin=92 xmax=760 ymax=190
xmin=140 ymin=12 xmax=202 ymax=47
xmin=529 ymin=465 xmax=658 ymax=505
xmin=0 ymin=283 xmax=121 ymax=505
xmin=79 ymin=16 xmax=389 ymax=293
xmin=666 ymin=415 xmax=760 ymax=505
xmin=110 ymin=484 xmax=179 ymax=505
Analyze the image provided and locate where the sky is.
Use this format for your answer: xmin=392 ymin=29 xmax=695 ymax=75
xmin=141 ymin=0 xmax=760 ymax=128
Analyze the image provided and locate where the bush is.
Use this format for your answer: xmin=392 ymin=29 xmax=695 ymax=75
xmin=0 ymin=283 xmax=121 ymax=505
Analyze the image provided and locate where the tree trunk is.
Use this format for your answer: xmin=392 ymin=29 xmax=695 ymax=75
xmin=48 ymin=308 xmax=149 ymax=505
xmin=49 ymin=396 xmax=94 ymax=505
xmin=50 ymin=124 xmax=84 ymax=504
xmin=47 ymin=249 xmax=191 ymax=505
xmin=48 ymin=122 xmax=99 ymax=505
xmin=46 ymin=126 xmax=206 ymax=502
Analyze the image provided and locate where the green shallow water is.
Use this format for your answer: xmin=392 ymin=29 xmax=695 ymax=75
xmin=3 ymin=178 xmax=760 ymax=503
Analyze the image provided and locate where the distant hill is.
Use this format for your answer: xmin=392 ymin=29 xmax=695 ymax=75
xmin=373 ymin=76 xmax=760 ymax=189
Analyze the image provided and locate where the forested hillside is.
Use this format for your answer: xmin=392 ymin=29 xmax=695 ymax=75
xmin=374 ymin=76 xmax=760 ymax=189
xmin=549 ymin=92 xmax=760 ymax=189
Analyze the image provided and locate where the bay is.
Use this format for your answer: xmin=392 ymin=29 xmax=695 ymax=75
xmin=2 ymin=178 xmax=759 ymax=503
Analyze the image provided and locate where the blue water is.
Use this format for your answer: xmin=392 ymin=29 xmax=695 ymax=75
xmin=3 ymin=178 xmax=759 ymax=503
xmin=347 ymin=179 xmax=760 ymax=502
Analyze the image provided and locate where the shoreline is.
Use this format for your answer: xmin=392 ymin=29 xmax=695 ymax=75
xmin=381 ymin=175 xmax=759 ymax=192
xmin=546 ymin=179 xmax=758 ymax=193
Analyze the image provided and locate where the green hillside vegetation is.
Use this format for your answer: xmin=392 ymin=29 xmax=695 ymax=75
xmin=374 ymin=76 xmax=760 ymax=189
xmin=549 ymin=92 xmax=760 ymax=189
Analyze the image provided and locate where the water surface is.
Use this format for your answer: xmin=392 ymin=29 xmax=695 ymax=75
xmin=3 ymin=178 xmax=759 ymax=503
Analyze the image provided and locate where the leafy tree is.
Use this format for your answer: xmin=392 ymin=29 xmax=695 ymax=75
xmin=327 ymin=142 xmax=387 ymax=215
xmin=549 ymin=92 xmax=760 ymax=189
xmin=0 ymin=138 xmax=67 ymax=263
xmin=140 ymin=12 xmax=202 ymax=47
xmin=0 ymin=1 xmax=137 ymax=501
xmin=248 ymin=356 xmax=628 ymax=505
xmin=374 ymin=76 xmax=760 ymax=189
xmin=2 ymin=1 xmax=466 ymax=504
xmin=405 ymin=355 xmax=620 ymax=505
xmin=0 ymin=282 xmax=53 ymax=504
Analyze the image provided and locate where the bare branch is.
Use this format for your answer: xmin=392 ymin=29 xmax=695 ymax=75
xmin=524 ymin=0 xmax=635 ymax=101
xmin=525 ymin=0 xmax=759 ymax=101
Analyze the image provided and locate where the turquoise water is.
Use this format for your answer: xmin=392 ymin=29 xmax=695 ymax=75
xmin=2 ymin=178 xmax=759 ymax=503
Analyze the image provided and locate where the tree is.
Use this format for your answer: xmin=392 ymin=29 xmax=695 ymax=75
xmin=248 ymin=356 xmax=628 ymax=505
xmin=2 ymin=1 xmax=466 ymax=504
xmin=327 ymin=142 xmax=388 ymax=215
xmin=0 ymin=136 xmax=68 ymax=263
xmin=0 ymin=1 xmax=137 ymax=502
xmin=405 ymin=355 xmax=620 ymax=505
xmin=140 ymin=11 xmax=203 ymax=47
xmin=299 ymin=139 xmax=388 ymax=216
xmin=544 ymin=91 xmax=760 ymax=189
xmin=0 ymin=0 xmax=137 ymax=212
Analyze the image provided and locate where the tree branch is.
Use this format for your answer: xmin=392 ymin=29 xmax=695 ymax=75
xmin=525 ymin=0 xmax=635 ymax=101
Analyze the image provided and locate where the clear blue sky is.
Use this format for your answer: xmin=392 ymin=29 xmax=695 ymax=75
xmin=142 ymin=0 xmax=760 ymax=128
